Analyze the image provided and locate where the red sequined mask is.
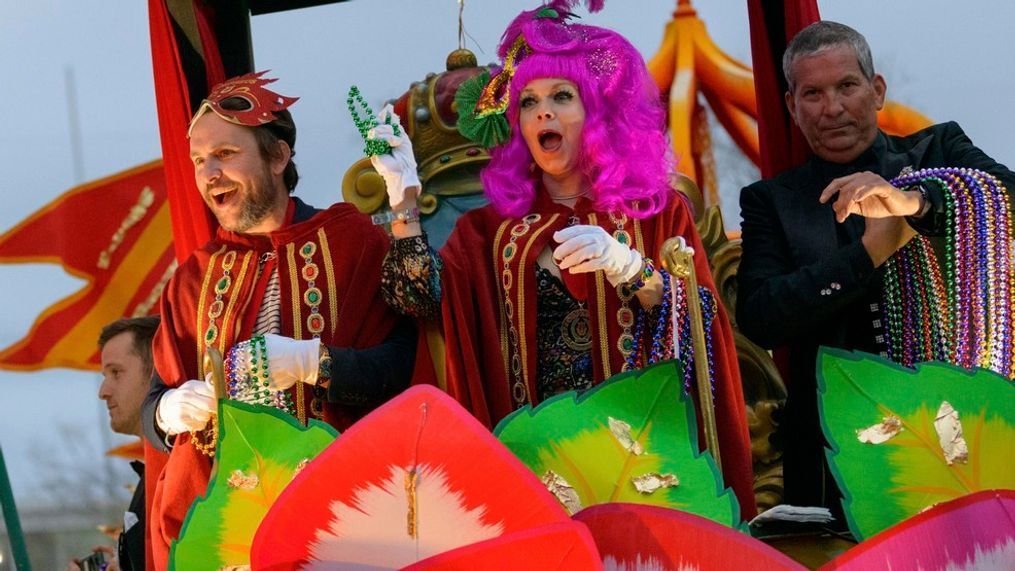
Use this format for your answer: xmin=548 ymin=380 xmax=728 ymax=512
xmin=188 ymin=71 xmax=298 ymax=136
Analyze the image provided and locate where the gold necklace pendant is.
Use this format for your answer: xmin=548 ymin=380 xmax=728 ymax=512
xmin=561 ymin=302 xmax=592 ymax=351
xmin=609 ymin=211 xmax=631 ymax=245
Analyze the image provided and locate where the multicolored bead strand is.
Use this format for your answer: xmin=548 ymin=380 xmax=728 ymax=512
xmin=885 ymin=167 xmax=1013 ymax=379
xmin=649 ymin=269 xmax=674 ymax=363
xmin=669 ymin=271 xmax=694 ymax=394
xmin=667 ymin=284 xmax=718 ymax=398
xmin=882 ymin=237 xmax=948 ymax=366
xmin=623 ymin=269 xmax=672 ymax=372
xmin=623 ymin=299 xmax=649 ymax=371
xmin=698 ymin=287 xmax=718 ymax=400
xmin=620 ymin=269 xmax=718 ymax=402
xmin=224 ymin=335 xmax=295 ymax=414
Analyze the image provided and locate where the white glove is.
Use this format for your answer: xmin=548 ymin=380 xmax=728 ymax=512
xmin=156 ymin=378 xmax=216 ymax=435
xmin=367 ymin=105 xmax=421 ymax=207
xmin=553 ymin=224 xmax=643 ymax=287
xmin=263 ymin=333 xmax=321 ymax=391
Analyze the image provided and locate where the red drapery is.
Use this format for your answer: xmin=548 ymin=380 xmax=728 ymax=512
xmin=747 ymin=0 xmax=820 ymax=178
xmin=148 ymin=0 xmax=226 ymax=262
xmin=747 ymin=0 xmax=820 ymax=385
xmin=146 ymin=2 xmax=229 ymax=567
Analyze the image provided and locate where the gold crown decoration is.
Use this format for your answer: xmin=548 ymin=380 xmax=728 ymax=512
xmin=342 ymin=49 xmax=493 ymax=216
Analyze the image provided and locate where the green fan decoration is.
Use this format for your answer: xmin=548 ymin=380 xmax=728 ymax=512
xmin=534 ymin=7 xmax=560 ymax=19
xmin=169 ymin=401 xmax=338 ymax=570
xmin=455 ymin=69 xmax=510 ymax=148
xmin=818 ymin=349 xmax=1015 ymax=541
xmin=494 ymin=360 xmax=741 ymax=527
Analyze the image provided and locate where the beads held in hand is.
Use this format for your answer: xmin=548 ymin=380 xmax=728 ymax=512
xmin=367 ymin=105 xmax=422 ymax=207
xmin=347 ymin=85 xmax=400 ymax=156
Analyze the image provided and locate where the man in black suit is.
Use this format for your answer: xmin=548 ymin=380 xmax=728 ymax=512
xmin=736 ymin=20 xmax=1014 ymax=514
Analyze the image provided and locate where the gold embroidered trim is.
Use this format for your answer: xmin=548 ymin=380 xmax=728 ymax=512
xmin=285 ymin=243 xmax=303 ymax=340
xmin=196 ymin=245 xmax=227 ymax=377
xmin=633 ymin=218 xmax=645 ymax=254
xmin=97 ymin=186 xmax=156 ymax=269
xmin=492 ymin=220 xmax=512 ymax=380
xmin=219 ymin=251 xmax=254 ymax=355
xmin=132 ymin=260 xmax=177 ymax=318
xmin=316 ymin=228 xmax=339 ymax=337
xmin=516 ymin=214 xmax=559 ymax=389
xmin=296 ymin=380 xmax=306 ymax=425
xmin=588 ymin=214 xmax=613 ymax=379
xmin=286 ymin=242 xmax=308 ymax=426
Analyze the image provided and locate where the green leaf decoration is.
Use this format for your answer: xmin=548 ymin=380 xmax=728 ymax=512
xmin=455 ymin=70 xmax=510 ymax=149
xmin=169 ymin=401 xmax=338 ymax=570
xmin=818 ymin=349 xmax=1015 ymax=541
xmin=494 ymin=360 xmax=740 ymax=527
xmin=534 ymin=7 xmax=560 ymax=19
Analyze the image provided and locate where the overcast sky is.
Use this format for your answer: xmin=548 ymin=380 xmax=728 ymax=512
xmin=1 ymin=0 xmax=1012 ymax=508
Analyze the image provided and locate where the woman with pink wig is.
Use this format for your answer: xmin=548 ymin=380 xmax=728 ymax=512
xmin=374 ymin=1 xmax=755 ymax=517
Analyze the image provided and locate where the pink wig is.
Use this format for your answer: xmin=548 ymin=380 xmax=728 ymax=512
xmin=480 ymin=1 xmax=673 ymax=219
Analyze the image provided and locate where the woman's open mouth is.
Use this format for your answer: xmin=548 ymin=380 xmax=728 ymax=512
xmin=538 ymin=130 xmax=563 ymax=152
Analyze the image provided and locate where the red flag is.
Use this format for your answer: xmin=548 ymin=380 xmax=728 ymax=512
xmin=748 ymin=0 xmax=820 ymax=178
xmin=0 ymin=161 xmax=175 ymax=371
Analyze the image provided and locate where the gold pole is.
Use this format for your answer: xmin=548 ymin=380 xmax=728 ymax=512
xmin=192 ymin=347 xmax=225 ymax=458
xmin=661 ymin=237 xmax=722 ymax=472
xmin=204 ymin=346 xmax=226 ymax=400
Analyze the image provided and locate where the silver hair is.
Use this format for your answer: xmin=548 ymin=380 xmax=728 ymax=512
xmin=783 ymin=21 xmax=875 ymax=92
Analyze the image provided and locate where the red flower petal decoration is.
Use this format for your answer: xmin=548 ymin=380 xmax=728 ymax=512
xmin=404 ymin=520 xmax=601 ymax=570
xmin=820 ymin=490 xmax=1015 ymax=570
xmin=250 ymin=386 xmax=572 ymax=569
xmin=575 ymin=503 xmax=804 ymax=570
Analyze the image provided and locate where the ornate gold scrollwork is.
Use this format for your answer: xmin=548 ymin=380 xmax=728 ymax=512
xmin=341 ymin=157 xmax=388 ymax=215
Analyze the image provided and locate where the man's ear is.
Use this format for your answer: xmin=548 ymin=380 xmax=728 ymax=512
xmin=872 ymin=74 xmax=887 ymax=111
xmin=271 ymin=140 xmax=292 ymax=176
xmin=784 ymin=91 xmax=798 ymax=125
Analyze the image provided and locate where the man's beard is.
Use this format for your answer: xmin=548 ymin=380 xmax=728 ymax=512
xmin=223 ymin=165 xmax=280 ymax=233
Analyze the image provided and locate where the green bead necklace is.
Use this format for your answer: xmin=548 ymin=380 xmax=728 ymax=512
xmin=347 ymin=85 xmax=400 ymax=156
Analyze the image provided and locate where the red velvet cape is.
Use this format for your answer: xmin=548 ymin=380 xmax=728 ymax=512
xmin=437 ymin=191 xmax=757 ymax=517
xmin=144 ymin=202 xmax=397 ymax=569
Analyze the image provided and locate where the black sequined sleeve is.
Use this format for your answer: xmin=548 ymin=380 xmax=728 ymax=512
xmin=381 ymin=233 xmax=444 ymax=321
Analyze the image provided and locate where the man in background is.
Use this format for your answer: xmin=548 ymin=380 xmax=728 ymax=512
xmin=68 ymin=316 xmax=159 ymax=571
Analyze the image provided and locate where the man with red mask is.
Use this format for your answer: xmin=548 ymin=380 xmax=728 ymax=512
xmin=140 ymin=72 xmax=415 ymax=568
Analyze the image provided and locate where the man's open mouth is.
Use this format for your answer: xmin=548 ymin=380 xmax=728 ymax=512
xmin=211 ymin=187 xmax=237 ymax=205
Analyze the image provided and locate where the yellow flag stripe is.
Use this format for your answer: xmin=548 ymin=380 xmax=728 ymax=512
xmin=46 ymin=202 xmax=172 ymax=364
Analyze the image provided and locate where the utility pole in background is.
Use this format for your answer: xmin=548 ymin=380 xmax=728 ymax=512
xmin=65 ymin=65 xmax=118 ymax=508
